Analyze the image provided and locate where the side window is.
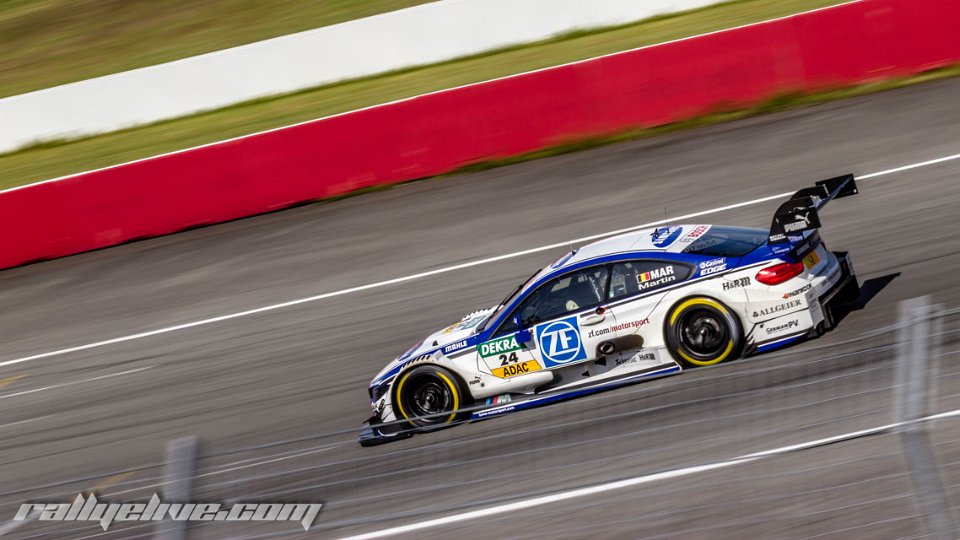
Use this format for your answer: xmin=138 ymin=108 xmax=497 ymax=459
xmin=495 ymin=266 xmax=608 ymax=336
xmin=494 ymin=288 xmax=541 ymax=336
xmin=609 ymin=260 xmax=691 ymax=300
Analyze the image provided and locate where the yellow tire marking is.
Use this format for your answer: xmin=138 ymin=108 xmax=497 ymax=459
xmin=395 ymin=371 xmax=413 ymax=420
xmin=670 ymin=298 xmax=727 ymax=325
xmin=395 ymin=368 xmax=460 ymax=423
xmin=676 ymin=338 xmax=734 ymax=366
xmin=670 ymin=298 xmax=735 ymax=366
xmin=434 ymin=371 xmax=460 ymax=423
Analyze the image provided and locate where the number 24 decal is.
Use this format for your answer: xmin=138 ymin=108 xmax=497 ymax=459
xmin=499 ymin=352 xmax=519 ymax=366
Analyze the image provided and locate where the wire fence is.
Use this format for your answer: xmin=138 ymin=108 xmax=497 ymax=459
xmin=2 ymin=297 xmax=958 ymax=539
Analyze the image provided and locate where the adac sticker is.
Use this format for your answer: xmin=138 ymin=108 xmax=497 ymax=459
xmin=535 ymin=315 xmax=587 ymax=368
xmin=492 ymin=360 xmax=541 ymax=378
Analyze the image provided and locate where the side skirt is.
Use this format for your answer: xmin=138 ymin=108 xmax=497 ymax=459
xmin=470 ymin=365 xmax=681 ymax=421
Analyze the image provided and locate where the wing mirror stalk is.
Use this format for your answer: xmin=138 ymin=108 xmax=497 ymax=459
xmin=513 ymin=315 xmax=533 ymax=344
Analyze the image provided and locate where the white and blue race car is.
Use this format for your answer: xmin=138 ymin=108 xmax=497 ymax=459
xmin=360 ymin=175 xmax=861 ymax=445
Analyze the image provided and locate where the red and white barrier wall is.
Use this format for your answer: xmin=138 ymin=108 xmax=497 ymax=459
xmin=1 ymin=0 xmax=958 ymax=270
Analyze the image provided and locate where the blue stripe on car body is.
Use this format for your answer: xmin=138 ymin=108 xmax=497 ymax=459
xmin=755 ymin=334 xmax=804 ymax=353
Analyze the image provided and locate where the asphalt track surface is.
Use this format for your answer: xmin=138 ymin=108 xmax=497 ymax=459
xmin=1 ymin=78 xmax=960 ymax=539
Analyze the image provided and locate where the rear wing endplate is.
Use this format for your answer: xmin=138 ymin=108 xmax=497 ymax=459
xmin=768 ymin=174 xmax=859 ymax=244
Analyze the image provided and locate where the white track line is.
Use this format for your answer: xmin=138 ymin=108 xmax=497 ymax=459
xmin=336 ymin=407 xmax=960 ymax=540
xmin=0 ymin=0 xmax=861 ymax=195
xmin=0 ymin=366 xmax=153 ymax=399
xmin=0 ymin=416 xmax=48 ymax=430
xmin=0 ymin=153 xmax=957 ymax=370
xmin=101 ymin=444 xmax=341 ymax=502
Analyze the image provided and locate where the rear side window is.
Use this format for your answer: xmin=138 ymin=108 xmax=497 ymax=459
xmin=609 ymin=261 xmax=691 ymax=300
xmin=682 ymin=226 xmax=767 ymax=258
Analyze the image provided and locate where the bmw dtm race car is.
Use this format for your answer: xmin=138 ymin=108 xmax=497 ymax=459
xmin=360 ymin=175 xmax=862 ymax=445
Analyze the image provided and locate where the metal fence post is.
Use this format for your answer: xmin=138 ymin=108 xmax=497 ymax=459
xmin=156 ymin=436 xmax=199 ymax=540
xmin=894 ymin=296 xmax=956 ymax=540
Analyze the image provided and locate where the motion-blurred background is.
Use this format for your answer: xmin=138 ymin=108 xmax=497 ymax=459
xmin=0 ymin=0 xmax=959 ymax=538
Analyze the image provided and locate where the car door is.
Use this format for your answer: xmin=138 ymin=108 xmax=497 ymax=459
xmin=483 ymin=265 xmax=617 ymax=375
xmin=478 ymin=285 xmax=550 ymax=380
xmin=604 ymin=259 xmax=695 ymax=345
xmin=524 ymin=266 xmax=617 ymax=369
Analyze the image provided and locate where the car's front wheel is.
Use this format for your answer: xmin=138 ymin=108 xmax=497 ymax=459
xmin=665 ymin=297 xmax=742 ymax=368
xmin=393 ymin=365 xmax=470 ymax=429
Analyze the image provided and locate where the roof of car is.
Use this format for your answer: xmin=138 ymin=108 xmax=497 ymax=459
xmin=554 ymin=224 xmax=711 ymax=269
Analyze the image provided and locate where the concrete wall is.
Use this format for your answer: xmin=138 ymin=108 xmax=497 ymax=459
xmin=0 ymin=0 xmax=720 ymax=153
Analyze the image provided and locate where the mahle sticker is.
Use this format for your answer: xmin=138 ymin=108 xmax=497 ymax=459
xmin=479 ymin=335 xmax=522 ymax=358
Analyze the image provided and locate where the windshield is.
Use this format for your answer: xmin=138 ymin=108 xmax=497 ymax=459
xmin=682 ymin=226 xmax=767 ymax=257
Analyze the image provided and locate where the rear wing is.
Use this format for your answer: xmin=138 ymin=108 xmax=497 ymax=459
xmin=768 ymin=174 xmax=859 ymax=244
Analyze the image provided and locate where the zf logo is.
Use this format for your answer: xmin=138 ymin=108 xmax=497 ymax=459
xmin=536 ymin=316 xmax=586 ymax=367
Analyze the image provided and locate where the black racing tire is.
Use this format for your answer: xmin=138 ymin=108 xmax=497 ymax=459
xmin=665 ymin=297 xmax=743 ymax=368
xmin=392 ymin=365 xmax=470 ymax=429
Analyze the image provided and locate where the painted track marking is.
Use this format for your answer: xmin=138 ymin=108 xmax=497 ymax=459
xmin=0 ymin=367 xmax=153 ymax=399
xmin=336 ymin=408 xmax=960 ymax=540
xmin=0 ymin=152 xmax=957 ymax=370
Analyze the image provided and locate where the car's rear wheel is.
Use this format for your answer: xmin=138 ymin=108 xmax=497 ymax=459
xmin=665 ymin=297 xmax=742 ymax=368
xmin=393 ymin=365 xmax=470 ymax=429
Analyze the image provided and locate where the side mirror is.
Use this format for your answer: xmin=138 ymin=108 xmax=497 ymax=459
xmin=514 ymin=314 xmax=533 ymax=344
